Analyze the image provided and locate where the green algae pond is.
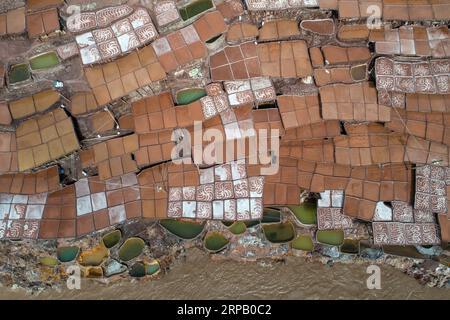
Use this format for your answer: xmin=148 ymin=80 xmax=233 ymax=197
xmin=288 ymin=202 xmax=317 ymax=225
xmin=30 ymin=52 xmax=60 ymax=70
xmin=160 ymin=219 xmax=205 ymax=240
xmin=118 ymin=237 xmax=145 ymax=262
xmin=204 ymin=232 xmax=229 ymax=252
xmin=228 ymin=221 xmax=246 ymax=235
xmin=291 ymin=235 xmax=314 ymax=251
xmin=102 ymin=230 xmax=122 ymax=249
xmin=39 ymin=256 xmax=59 ymax=267
xmin=8 ymin=63 xmax=31 ymax=84
xmin=179 ymin=0 xmax=213 ymax=20
xmin=176 ymin=88 xmax=206 ymax=105
xmin=262 ymin=222 xmax=295 ymax=244
xmin=57 ymin=246 xmax=79 ymax=262
xmin=316 ymin=230 xmax=344 ymax=246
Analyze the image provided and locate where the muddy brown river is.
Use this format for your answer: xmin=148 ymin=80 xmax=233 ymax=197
xmin=0 ymin=249 xmax=448 ymax=299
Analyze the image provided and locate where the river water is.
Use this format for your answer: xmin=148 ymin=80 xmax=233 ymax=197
xmin=0 ymin=249 xmax=448 ymax=299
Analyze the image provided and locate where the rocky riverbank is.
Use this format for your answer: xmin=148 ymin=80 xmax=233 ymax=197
xmin=0 ymin=217 xmax=448 ymax=296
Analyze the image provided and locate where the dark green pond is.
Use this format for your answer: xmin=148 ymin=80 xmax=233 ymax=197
xmin=179 ymin=0 xmax=213 ymax=21
xmin=316 ymin=230 xmax=344 ymax=246
xmin=288 ymin=203 xmax=317 ymax=225
xmin=262 ymin=222 xmax=296 ymax=244
xmin=160 ymin=219 xmax=205 ymax=240
xmin=176 ymin=88 xmax=206 ymax=105
xmin=261 ymin=208 xmax=281 ymax=224
xmin=206 ymin=34 xmax=222 ymax=43
xmin=259 ymin=102 xmax=278 ymax=109
xmin=118 ymin=238 xmax=145 ymax=262
xmin=245 ymin=220 xmax=260 ymax=228
xmin=340 ymin=239 xmax=359 ymax=254
xmin=9 ymin=63 xmax=31 ymax=84
xmin=222 ymin=221 xmax=234 ymax=227
xmin=129 ymin=262 xmax=146 ymax=277
xmin=204 ymin=232 xmax=229 ymax=252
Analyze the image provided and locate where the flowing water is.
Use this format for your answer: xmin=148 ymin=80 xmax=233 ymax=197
xmin=0 ymin=248 xmax=448 ymax=300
